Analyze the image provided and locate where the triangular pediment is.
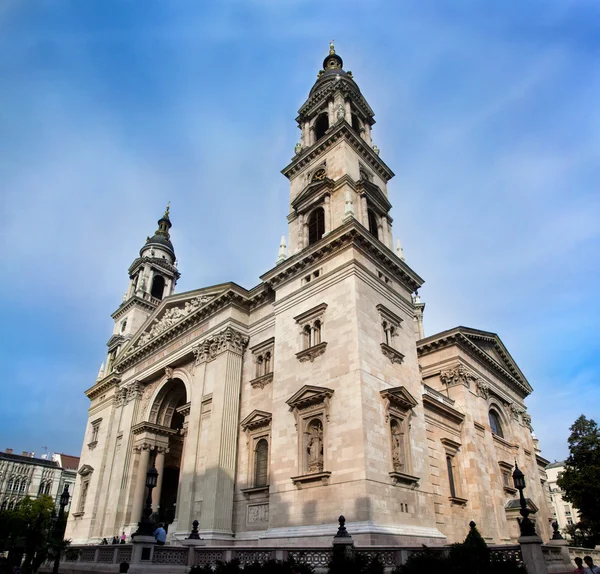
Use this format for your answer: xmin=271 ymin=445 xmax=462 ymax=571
xmin=240 ymin=410 xmax=272 ymax=431
xmin=380 ymin=386 xmax=418 ymax=411
xmin=120 ymin=287 xmax=225 ymax=358
xmin=78 ymin=464 xmax=94 ymax=477
xmin=292 ymin=178 xmax=334 ymax=211
xmin=286 ymin=385 xmax=334 ymax=411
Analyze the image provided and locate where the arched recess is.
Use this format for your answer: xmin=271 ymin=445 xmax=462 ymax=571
xmin=308 ymin=207 xmax=325 ymax=245
xmin=314 ymin=113 xmax=329 ymax=141
xmin=488 ymin=403 xmax=510 ymax=440
xmin=144 ymin=367 xmax=193 ymax=421
xmin=151 ymin=275 xmax=166 ymax=300
xmin=148 ymin=378 xmax=188 ymax=526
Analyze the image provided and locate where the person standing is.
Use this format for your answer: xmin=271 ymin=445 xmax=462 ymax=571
xmin=120 ymin=532 xmax=127 ymax=544
xmin=574 ymin=557 xmax=586 ymax=573
xmin=584 ymin=556 xmax=600 ymax=574
xmin=153 ymin=524 xmax=167 ymax=546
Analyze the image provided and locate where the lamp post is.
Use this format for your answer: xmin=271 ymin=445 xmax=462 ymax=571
xmin=52 ymin=485 xmax=70 ymax=574
xmin=133 ymin=463 xmax=158 ymax=537
xmin=512 ymin=462 xmax=537 ymax=537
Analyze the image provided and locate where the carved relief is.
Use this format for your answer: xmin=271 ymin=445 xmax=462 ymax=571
xmin=192 ymin=327 xmax=249 ymax=364
xmin=306 ymin=419 xmax=324 ymax=473
xmin=247 ymin=504 xmax=269 ymax=524
xmin=440 ymin=365 xmax=479 ymax=389
xmin=129 ymin=295 xmax=214 ymax=353
xmin=522 ymin=412 xmax=533 ymax=431
xmin=510 ymin=403 xmax=525 ymax=421
xmin=475 ymin=380 xmax=490 ymax=400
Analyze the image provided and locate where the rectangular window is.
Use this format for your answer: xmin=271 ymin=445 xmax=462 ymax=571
xmin=447 ymin=456 xmax=457 ymax=498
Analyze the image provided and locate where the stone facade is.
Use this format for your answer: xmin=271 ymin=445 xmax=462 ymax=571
xmin=0 ymin=450 xmax=79 ymax=511
xmin=65 ymin=45 xmax=553 ymax=548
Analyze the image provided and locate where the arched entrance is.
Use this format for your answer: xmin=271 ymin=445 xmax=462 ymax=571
xmin=149 ymin=378 xmax=187 ymax=527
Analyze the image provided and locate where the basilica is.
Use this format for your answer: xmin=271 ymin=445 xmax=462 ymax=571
xmin=65 ymin=44 xmax=553 ymax=547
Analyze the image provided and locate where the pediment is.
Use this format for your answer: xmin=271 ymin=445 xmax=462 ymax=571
xmin=292 ymin=178 xmax=334 ymax=211
xmin=380 ymin=386 xmax=418 ymax=412
xmin=240 ymin=410 xmax=272 ymax=431
xmin=461 ymin=329 xmax=531 ymax=393
xmin=286 ymin=385 xmax=334 ymax=411
xmin=357 ymin=179 xmax=392 ymax=212
xmin=120 ymin=288 xmax=223 ymax=357
xmin=78 ymin=464 xmax=94 ymax=477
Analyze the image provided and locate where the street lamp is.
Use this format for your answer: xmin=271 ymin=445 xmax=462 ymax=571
xmin=512 ymin=462 xmax=537 ymax=537
xmin=134 ymin=463 xmax=159 ymax=537
xmin=52 ymin=485 xmax=70 ymax=574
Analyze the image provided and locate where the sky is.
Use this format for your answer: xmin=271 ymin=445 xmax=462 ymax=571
xmin=0 ymin=0 xmax=598 ymax=465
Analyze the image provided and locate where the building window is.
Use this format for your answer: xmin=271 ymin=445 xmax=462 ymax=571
xmin=377 ymin=304 xmax=404 ymax=364
xmin=368 ymin=209 xmax=379 ymax=238
xmin=7 ymin=478 xmax=13 ymax=492
xmin=250 ymin=338 xmax=275 ymax=389
xmin=351 ymin=113 xmax=361 ymax=133
xmin=294 ymin=303 xmax=328 ymax=362
xmin=441 ymin=438 xmax=466 ymax=504
xmin=447 ymin=456 xmax=457 ymax=498
xmin=240 ymin=410 xmax=272 ymax=494
xmin=120 ymin=319 xmax=127 ymax=333
xmin=0 ymin=500 xmax=7 ymax=511
xmin=44 ymin=482 xmax=51 ymax=495
xmin=89 ymin=418 xmax=102 ymax=448
xmin=151 ymin=275 xmax=165 ymax=300
xmin=314 ymin=112 xmax=329 ymax=141
xmin=308 ymin=207 xmax=325 ymax=245
xmin=489 ymin=410 xmax=504 ymax=438
xmin=254 ymin=439 xmax=269 ymax=488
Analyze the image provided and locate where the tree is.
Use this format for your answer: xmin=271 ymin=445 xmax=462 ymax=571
xmin=557 ymin=415 xmax=600 ymax=546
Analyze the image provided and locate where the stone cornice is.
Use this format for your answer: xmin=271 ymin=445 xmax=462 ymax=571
xmin=356 ymin=179 xmax=392 ymax=213
xmin=85 ymin=375 xmax=121 ymax=401
xmin=131 ymin=421 xmax=178 ymax=437
xmin=128 ymin=256 xmax=180 ymax=279
xmin=291 ymin=178 xmax=335 ymax=212
xmin=298 ymin=78 xmax=374 ymax=121
xmin=417 ymin=328 xmax=532 ymax=398
xmin=380 ymin=343 xmax=405 ymax=364
xmin=260 ymin=219 xmax=423 ymax=294
xmin=422 ymin=393 xmax=465 ymax=426
xmin=282 ymin=121 xmax=394 ymax=182
xmin=111 ymin=295 xmax=157 ymax=320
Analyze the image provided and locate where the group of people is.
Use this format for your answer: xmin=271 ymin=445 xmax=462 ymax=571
xmin=100 ymin=532 xmax=128 ymax=545
xmin=574 ymin=555 xmax=600 ymax=574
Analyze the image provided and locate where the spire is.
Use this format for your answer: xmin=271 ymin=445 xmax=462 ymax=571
xmin=329 ymin=39 xmax=335 ymax=55
xmin=155 ymin=202 xmax=172 ymax=239
xmin=97 ymin=362 xmax=105 ymax=380
xmin=396 ymin=238 xmax=405 ymax=261
xmin=142 ymin=203 xmax=175 ymax=258
xmin=277 ymin=235 xmax=287 ymax=264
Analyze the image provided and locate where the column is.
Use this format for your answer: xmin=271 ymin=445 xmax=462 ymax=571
xmin=381 ymin=216 xmax=390 ymax=248
xmin=130 ymin=445 xmax=151 ymax=525
xmin=345 ymin=100 xmax=351 ymax=123
xmin=323 ymin=194 xmax=331 ymax=235
xmin=360 ymin=195 xmax=368 ymax=227
xmin=364 ymin=123 xmax=372 ymax=145
xmin=152 ymin=448 xmax=167 ymax=510
xmin=328 ymin=99 xmax=334 ymax=125
xmin=296 ymin=215 xmax=305 ymax=253
xmin=303 ymin=121 xmax=310 ymax=147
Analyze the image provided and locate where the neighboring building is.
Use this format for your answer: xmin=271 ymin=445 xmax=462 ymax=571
xmin=0 ymin=449 xmax=79 ymax=511
xmin=546 ymin=461 xmax=580 ymax=534
xmin=65 ymin=44 xmax=553 ymax=547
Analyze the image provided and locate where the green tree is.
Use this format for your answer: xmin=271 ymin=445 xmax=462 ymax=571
xmin=557 ymin=415 xmax=600 ymax=546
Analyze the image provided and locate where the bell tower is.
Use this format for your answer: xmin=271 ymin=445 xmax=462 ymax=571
xmin=282 ymin=42 xmax=395 ymax=255
xmin=102 ymin=205 xmax=180 ymax=377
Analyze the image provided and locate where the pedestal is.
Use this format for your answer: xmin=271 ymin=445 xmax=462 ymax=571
xmin=518 ymin=535 xmax=548 ymax=574
xmin=546 ymin=538 xmax=572 ymax=570
xmin=131 ymin=535 xmax=156 ymax=565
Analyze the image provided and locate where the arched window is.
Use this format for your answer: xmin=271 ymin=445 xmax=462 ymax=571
xmin=368 ymin=209 xmax=379 ymax=238
xmin=7 ymin=500 xmax=14 ymax=510
xmin=308 ymin=208 xmax=325 ymax=245
xmin=313 ymin=320 xmax=321 ymax=345
xmin=314 ymin=113 xmax=329 ymax=141
xmin=303 ymin=325 xmax=312 ymax=350
xmin=254 ymin=439 xmax=269 ymax=488
xmin=38 ymin=482 xmax=45 ymax=496
xmin=446 ymin=456 xmax=456 ymax=498
xmin=7 ymin=478 xmax=13 ymax=492
xmin=489 ymin=410 xmax=504 ymax=438
xmin=264 ymin=352 xmax=271 ymax=375
xmin=44 ymin=482 xmax=51 ymax=495
xmin=151 ymin=275 xmax=166 ymax=300
xmin=19 ymin=480 xmax=26 ymax=493
xmin=351 ymin=113 xmax=361 ymax=133
xmin=0 ymin=500 xmax=7 ymax=511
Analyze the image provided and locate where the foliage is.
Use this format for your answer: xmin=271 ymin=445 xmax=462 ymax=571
xmin=565 ymin=519 xmax=598 ymax=549
xmin=557 ymin=415 xmax=600 ymax=546
xmin=327 ymin=546 xmax=384 ymax=574
xmin=394 ymin=523 xmax=524 ymax=574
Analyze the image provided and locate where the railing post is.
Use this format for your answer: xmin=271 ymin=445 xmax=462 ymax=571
xmin=519 ymin=535 xmax=549 ymax=574
xmin=93 ymin=548 xmax=99 ymax=563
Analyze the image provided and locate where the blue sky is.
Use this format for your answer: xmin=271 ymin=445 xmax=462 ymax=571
xmin=1 ymin=1 xmax=598 ymax=464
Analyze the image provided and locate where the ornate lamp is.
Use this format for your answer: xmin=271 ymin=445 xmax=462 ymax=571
xmin=134 ymin=463 xmax=159 ymax=537
xmin=59 ymin=485 xmax=70 ymax=509
xmin=512 ymin=462 xmax=537 ymax=537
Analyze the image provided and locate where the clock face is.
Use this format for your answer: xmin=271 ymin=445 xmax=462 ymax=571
xmin=312 ymin=168 xmax=326 ymax=182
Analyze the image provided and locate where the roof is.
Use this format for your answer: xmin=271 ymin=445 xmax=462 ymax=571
xmin=0 ymin=452 xmax=59 ymax=469
xmin=55 ymin=453 xmax=80 ymax=471
xmin=545 ymin=461 xmax=566 ymax=470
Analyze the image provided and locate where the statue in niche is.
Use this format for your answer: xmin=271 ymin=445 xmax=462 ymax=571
xmin=391 ymin=420 xmax=405 ymax=472
xmin=306 ymin=420 xmax=324 ymax=473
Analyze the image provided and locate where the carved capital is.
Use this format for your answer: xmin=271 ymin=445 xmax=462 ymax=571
xmin=192 ymin=326 xmax=249 ymax=364
xmin=475 ymin=380 xmax=490 ymax=400
xmin=440 ymin=365 xmax=478 ymax=389
xmin=509 ymin=403 xmax=525 ymax=421
xmin=165 ymin=366 xmax=174 ymax=380
xmin=250 ymin=372 xmax=274 ymax=389
xmin=380 ymin=343 xmax=404 ymax=364
xmin=296 ymin=341 xmax=327 ymax=363
xmin=125 ymin=381 xmax=142 ymax=403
